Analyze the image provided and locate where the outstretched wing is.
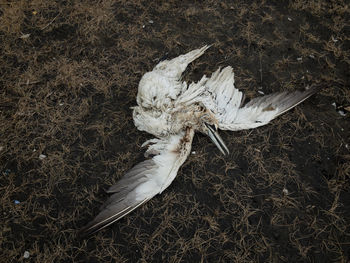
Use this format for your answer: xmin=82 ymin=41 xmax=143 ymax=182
xmin=154 ymin=45 xmax=211 ymax=79
xmin=137 ymin=46 xmax=210 ymax=109
xmin=79 ymin=129 xmax=194 ymax=236
xmin=204 ymin=66 xmax=319 ymax=131
xmin=227 ymin=86 xmax=319 ymax=130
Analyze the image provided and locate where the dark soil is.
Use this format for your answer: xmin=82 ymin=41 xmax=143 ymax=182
xmin=1 ymin=0 xmax=349 ymax=262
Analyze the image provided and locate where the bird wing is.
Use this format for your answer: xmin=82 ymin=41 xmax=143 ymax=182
xmin=204 ymin=66 xmax=319 ymax=131
xmin=79 ymin=129 xmax=194 ymax=236
xmin=136 ymin=45 xmax=210 ymax=109
xmin=154 ymin=45 xmax=211 ymax=79
xmin=225 ymin=86 xmax=319 ymax=131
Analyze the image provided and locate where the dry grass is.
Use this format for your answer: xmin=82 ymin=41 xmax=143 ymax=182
xmin=0 ymin=0 xmax=349 ymax=262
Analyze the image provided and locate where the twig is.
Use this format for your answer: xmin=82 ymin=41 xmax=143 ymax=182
xmin=259 ymin=52 xmax=263 ymax=85
xmin=41 ymin=13 xmax=60 ymax=30
xmin=19 ymin=80 xmax=41 ymax=86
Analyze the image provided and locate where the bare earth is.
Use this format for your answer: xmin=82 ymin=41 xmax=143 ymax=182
xmin=0 ymin=0 xmax=349 ymax=262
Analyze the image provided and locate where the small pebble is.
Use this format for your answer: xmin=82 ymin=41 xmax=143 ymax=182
xmin=338 ymin=110 xmax=346 ymax=116
xmin=39 ymin=154 xmax=46 ymax=160
xmin=23 ymin=251 xmax=30 ymax=259
xmin=282 ymin=188 xmax=289 ymax=195
xmin=20 ymin=33 xmax=31 ymax=39
xmin=297 ymin=57 xmax=302 ymax=61
xmin=191 ymin=151 xmax=196 ymax=155
xmin=287 ymin=17 xmax=292 ymax=21
xmin=148 ymin=20 xmax=154 ymax=24
xmin=258 ymin=90 xmax=265 ymax=95
xmin=14 ymin=200 xmax=20 ymax=204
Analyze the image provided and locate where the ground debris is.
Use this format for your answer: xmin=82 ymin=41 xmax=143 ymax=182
xmin=20 ymin=33 xmax=31 ymax=39
xmin=0 ymin=0 xmax=349 ymax=262
xmin=23 ymin=251 xmax=30 ymax=259
xmin=39 ymin=154 xmax=47 ymax=160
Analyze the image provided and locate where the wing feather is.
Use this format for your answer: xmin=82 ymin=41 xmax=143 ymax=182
xmin=204 ymin=66 xmax=243 ymax=125
xmin=203 ymin=67 xmax=320 ymax=131
xmin=154 ymin=45 xmax=211 ymax=79
xmin=224 ymin=85 xmax=320 ymax=130
xmin=79 ymin=129 xmax=194 ymax=236
xmin=136 ymin=45 xmax=210 ymax=110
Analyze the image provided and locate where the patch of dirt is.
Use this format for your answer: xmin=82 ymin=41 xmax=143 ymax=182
xmin=1 ymin=0 xmax=349 ymax=262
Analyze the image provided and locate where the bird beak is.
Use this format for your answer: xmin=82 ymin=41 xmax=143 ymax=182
xmin=205 ymin=123 xmax=229 ymax=155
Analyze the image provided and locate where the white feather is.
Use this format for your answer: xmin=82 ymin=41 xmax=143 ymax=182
xmin=80 ymin=130 xmax=194 ymax=235
xmin=81 ymin=46 xmax=319 ymax=236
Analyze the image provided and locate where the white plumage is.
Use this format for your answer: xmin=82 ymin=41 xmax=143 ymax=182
xmin=80 ymin=46 xmax=319 ymax=235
